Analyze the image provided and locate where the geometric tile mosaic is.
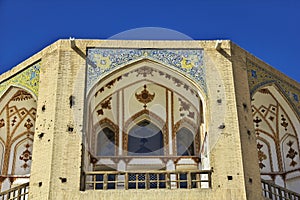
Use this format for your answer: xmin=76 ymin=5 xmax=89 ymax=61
xmin=0 ymin=62 xmax=40 ymax=97
xmin=87 ymin=49 xmax=206 ymax=94
xmin=247 ymin=59 xmax=300 ymax=117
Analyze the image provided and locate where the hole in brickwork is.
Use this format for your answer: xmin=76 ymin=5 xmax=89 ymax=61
xmin=218 ymin=124 xmax=225 ymax=129
xmin=38 ymin=133 xmax=44 ymax=139
xmin=227 ymin=176 xmax=233 ymax=181
xmin=69 ymin=95 xmax=75 ymax=108
xmin=68 ymin=126 xmax=74 ymax=133
xmin=67 ymin=123 xmax=74 ymax=133
xmin=39 ymin=182 xmax=42 ymax=187
xmin=59 ymin=177 xmax=67 ymax=183
xmin=249 ymin=178 xmax=252 ymax=183
xmin=42 ymin=105 xmax=46 ymax=112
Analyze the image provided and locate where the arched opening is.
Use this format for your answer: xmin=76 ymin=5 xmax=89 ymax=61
xmin=97 ymin=127 xmax=115 ymax=156
xmin=128 ymin=120 xmax=163 ymax=156
xmin=176 ymin=127 xmax=195 ymax=156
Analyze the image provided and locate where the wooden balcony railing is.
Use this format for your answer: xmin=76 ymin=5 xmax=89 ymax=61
xmin=0 ymin=173 xmax=299 ymax=200
xmin=85 ymin=170 xmax=212 ymax=190
xmin=262 ymin=179 xmax=300 ymax=200
xmin=0 ymin=182 xmax=29 ymax=200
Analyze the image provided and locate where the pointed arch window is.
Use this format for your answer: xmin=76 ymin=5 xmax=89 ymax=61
xmin=128 ymin=120 xmax=164 ymax=156
xmin=176 ymin=128 xmax=195 ymax=156
xmin=97 ymin=127 xmax=115 ymax=156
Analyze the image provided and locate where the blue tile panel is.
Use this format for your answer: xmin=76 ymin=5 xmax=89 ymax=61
xmin=247 ymin=59 xmax=300 ymax=117
xmin=0 ymin=62 xmax=40 ymax=97
xmin=87 ymin=49 xmax=206 ymax=94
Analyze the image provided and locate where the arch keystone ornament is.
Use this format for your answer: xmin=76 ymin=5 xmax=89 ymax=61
xmin=135 ymin=85 xmax=155 ymax=109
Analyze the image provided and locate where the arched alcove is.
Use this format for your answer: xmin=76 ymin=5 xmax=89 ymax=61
xmin=91 ymin=118 xmax=119 ymax=158
xmin=127 ymin=120 xmax=163 ymax=156
xmin=173 ymin=118 xmax=199 ymax=156
xmin=85 ymin=59 xmax=206 ymax=173
xmin=176 ymin=127 xmax=195 ymax=156
xmin=0 ymin=86 xmax=37 ymax=191
xmin=97 ymin=127 xmax=116 ymax=156
xmin=123 ymin=109 xmax=167 ymax=156
xmin=251 ymin=85 xmax=300 ymax=190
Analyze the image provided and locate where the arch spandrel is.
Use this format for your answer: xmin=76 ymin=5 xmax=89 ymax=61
xmin=88 ymin=59 xmax=206 ymax=110
xmin=0 ymin=62 xmax=40 ymax=99
xmin=86 ymin=48 xmax=206 ymax=96
xmin=247 ymin=59 xmax=300 ymax=118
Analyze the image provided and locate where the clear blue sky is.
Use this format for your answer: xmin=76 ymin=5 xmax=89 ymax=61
xmin=0 ymin=0 xmax=299 ymax=82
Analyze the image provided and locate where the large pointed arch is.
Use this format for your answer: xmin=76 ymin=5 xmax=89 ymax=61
xmin=0 ymin=85 xmax=37 ymax=189
xmin=251 ymin=84 xmax=300 ymax=189
xmin=251 ymin=82 xmax=300 ymax=121
xmin=85 ymin=58 xmax=206 ymax=174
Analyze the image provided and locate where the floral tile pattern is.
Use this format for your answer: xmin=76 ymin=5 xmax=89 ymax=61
xmin=0 ymin=62 xmax=40 ymax=97
xmin=87 ymin=49 xmax=206 ymax=94
xmin=247 ymin=59 xmax=300 ymax=117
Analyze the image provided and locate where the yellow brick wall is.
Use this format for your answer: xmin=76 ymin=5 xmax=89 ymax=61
xmin=230 ymin=43 xmax=264 ymax=199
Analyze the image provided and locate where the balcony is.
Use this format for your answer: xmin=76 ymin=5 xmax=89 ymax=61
xmin=84 ymin=170 xmax=212 ymax=190
xmin=261 ymin=179 xmax=300 ymax=200
xmin=0 ymin=182 xmax=29 ymax=200
xmin=0 ymin=176 xmax=299 ymax=199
